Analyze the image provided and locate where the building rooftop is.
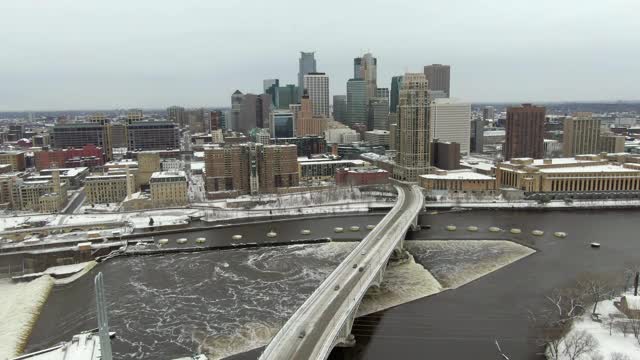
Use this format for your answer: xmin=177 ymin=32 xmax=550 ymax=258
xmin=420 ymin=170 xmax=495 ymax=181
xmin=86 ymin=174 xmax=130 ymax=180
xmin=365 ymin=130 xmax=390 ymax=135
xmin=150 ymin=170 xmax=186 ymax=179
xmin=40 ymin=167 xmax=89 ymax=177
xmin=483 ymin=130 xmax=505 ymax=137
xmin=539 ymin=165 xmax=639 ymax=174
xmin=301 ymin=159 xmax=367 ymax=166
xmin=339 ymin=167 xmax=388 ymax=174
xmin=104 ymin=159 xmax=138 ymax=167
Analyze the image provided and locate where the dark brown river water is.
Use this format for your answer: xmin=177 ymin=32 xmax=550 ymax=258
xmin=25 ymin=209 xmax=640 ymax=359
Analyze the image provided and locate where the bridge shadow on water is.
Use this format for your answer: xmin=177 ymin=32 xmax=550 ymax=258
xmin=223 ymin=313 xmax=383 ymax=360
xmin=328 ymin=313 xmax=383 ymax=360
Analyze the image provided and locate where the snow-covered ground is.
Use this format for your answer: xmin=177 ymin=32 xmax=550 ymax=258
xmin=0 ymin=209 xmax=203 ymax=233
xmin=200 ymin=202 xmax=379 ymax=221
xmin=553 ymin=297 xmax=640 ymax=359
xmin=188 ymin=174 xmax=206 ymax=203
xmin=79 ymin=202 xmax=121 ymax=213
xmin=0 ymin=276 xmax=54 ymax=359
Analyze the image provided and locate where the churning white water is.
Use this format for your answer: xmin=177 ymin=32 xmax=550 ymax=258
xmin=0 ymin=276 xmax=54 ymax=359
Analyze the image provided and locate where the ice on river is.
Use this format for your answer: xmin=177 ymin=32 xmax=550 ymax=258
xmin=0 ymin=276 xmax=53 ymax=359
xmin=406 ymin=240 xmax=535 ymax=289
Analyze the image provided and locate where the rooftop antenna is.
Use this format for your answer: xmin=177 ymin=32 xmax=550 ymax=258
xmin=95 ymin=272 xmax=113 ymax=360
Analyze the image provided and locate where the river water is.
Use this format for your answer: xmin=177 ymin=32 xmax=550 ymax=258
xmin=25 ymin=209 xmax=640 ymax=359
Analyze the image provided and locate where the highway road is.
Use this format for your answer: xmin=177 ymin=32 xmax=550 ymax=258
xmin=63 ymin=187 xmax=86 ymax=214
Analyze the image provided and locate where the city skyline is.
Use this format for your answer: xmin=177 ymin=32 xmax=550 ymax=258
xmin=2 ymin=0 xmax=640 ymax=111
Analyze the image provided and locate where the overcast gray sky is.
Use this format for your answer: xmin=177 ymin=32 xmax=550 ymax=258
xmin=1 ymin=0 xmax=639 ymax=111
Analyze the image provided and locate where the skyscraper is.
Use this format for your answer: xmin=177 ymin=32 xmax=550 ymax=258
xmin=483 ymin=106 xmax=495 ymax=121
xmin=332 ymin=95 xmax=347 ymax=123
xmin=167 ymin=106 xmax=185 ymax=128
xmin=376 ymin=88 xmax=389 ymax=99
xmin=504 ymin=103 xmax=546 ymax=160
xmin=297 ymin=52 xmax=317 ymax=101
xmin=293 ymin=93 xmax=325 ymax=136
xmin=423 ymin=64 xmax=451 ymax=97
xmin=230 ymin=90 xmax=244 ymax=131
xmin=393 ymin=73 xmax=431 ymax=181
xmin=563 ymin=112 xmax=601 ymax=156
xmin=390 ymin=76 xmax=403 ymax=113
xmin=430 ymin=98 xmax=471 ymax=155
xmin=346 ymin=79 xmax=368 ymax=126
xmin=303 ymin=72 xmax=330 ymax=118
xmin=264 ymin=79 xmax=280 ymax=108
xmin=471 ymin=119 xmax=484 ymax=153
xmin=368 ymin=97 xmax=390 ymax=130
xmin=277 ymin=84 xmax=298 ymax=109
xmin=234 ymin=92 xmax=271 ymax=134
xmin=354 ymin=53 xmax=377 ymax=98
xmin=270 ymin=110 xmax=294 ymax=138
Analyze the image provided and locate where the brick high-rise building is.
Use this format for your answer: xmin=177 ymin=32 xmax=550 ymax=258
xmin=423 ymin=64 xmax=451 ymax=97
xmin=34 ymin=145 xmax=104 ymax=170
xmin=258 ymin=144 xmax=299 ymax=193
xmin=210 ymin=111 xmax=223 ymax=131
xmin=204 ymin=143 xmax=299 ymax=196
xmin=563 ymin=112 xmax=601 ymax=156
xmin=293 ymin=93 xmax=326 ymax=136
xmin=204 ymin=145 xmax=251 ymax=195
xmin=503 ymin=104 xmax=545 ymax=160
xmin=394 ymin=73 xmax=432 ymax=181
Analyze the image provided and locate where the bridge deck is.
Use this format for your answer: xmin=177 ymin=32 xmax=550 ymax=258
xmin=260 ymin=183 xmax=424 ymax=360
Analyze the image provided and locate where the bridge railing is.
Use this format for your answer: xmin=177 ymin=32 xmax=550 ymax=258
xmin=260 ymin=184 xmax=424 ymax=359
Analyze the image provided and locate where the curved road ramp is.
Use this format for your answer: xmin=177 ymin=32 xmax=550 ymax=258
xmin=260 ymin=182 xmax=424 ymax=360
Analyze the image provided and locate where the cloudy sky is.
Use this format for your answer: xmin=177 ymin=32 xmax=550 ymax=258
xmin=1 ymin=0 xmax=639 ymax=110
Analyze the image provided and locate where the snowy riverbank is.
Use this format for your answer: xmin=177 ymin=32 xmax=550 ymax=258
xmin=551 ymin=297 xmax=640 ymax=359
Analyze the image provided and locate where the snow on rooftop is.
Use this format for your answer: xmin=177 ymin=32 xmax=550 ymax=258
xmin=623 ymin=295 xmax=640 ymax=310
xmin=150 ymin=170 xmax=186 ymax=179
xmin=300 ymin=159 xmax=367 ymax=166
xmin=420 ymin=170 xmax=495 ymax=180
xmin=483 ymin=130 xmax=505 ymax=136
xmin=539 ymin=165 xmax=639 ymax=173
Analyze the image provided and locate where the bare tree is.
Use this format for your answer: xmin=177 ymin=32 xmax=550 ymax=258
xmin=589 ymin=353 xmax=604 ymax=360
xmin=629 ymin=317 xmax=640 ymax=344
xmin=615 ymin=320 xmax=631 ymax=337
xmin=610 ymin=352 xmax=631 ymax=360
xmin=529 ymin=287 xmax=587 ymax=359
xmin=563 ymin=330 xmax=599 ymax=360
xmin=576 ymin=273 xmax=618 ymax=315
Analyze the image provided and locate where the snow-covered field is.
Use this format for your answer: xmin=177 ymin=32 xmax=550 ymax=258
xmin=0 ymin=276 xmax=54 ymax=359
xmin=553 ymin=298 xmax=640 ymax=359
